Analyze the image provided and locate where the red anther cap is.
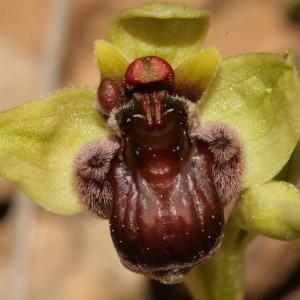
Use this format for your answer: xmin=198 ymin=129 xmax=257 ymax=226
xmin=124 ymin=56 xmax=175 ymax=91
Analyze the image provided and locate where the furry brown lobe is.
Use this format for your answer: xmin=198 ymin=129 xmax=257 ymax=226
xmin=73 ymin=140 xmax=120 ymax=218
xmin=190 ymin=121 xmax=245 ymax=204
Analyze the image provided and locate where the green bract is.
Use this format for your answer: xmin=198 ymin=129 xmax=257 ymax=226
xmin=199 ymin=52 xmax=300 ymax=187
xmin=0 ymin=88 xmax=107 ymax=214
xmin=235 ymin=181 xmax=300 ymax=240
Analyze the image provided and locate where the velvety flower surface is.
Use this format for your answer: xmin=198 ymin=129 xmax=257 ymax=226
xmin=1 ymin=2 xmax=300 ymax=285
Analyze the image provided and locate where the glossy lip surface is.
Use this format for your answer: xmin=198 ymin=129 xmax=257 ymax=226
xmin=108 ymin=92 xmax=224 ymax=283
xmin=108 ymin=143 xmax=224 ymax=283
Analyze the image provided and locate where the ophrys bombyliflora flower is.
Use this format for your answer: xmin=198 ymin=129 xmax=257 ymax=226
xmin=1 ymin=2 xmax=300 ymax=285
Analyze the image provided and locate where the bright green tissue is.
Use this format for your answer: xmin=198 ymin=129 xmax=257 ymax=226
xmin=108 ymin=2 xmax=210 ymax=67
xmin=0 ymin=88 xmax=108 ymax=214
xmin=95 ymin=40 xmax=129 ymax=79
xmin=199 ymin=52 xmax=300 ymax=187
xmin=236 ymin=181 xmax=300 ymax=240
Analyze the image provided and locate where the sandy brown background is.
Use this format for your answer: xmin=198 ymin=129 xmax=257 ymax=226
xmin=0 ymin=1 xmax=299 ymax=300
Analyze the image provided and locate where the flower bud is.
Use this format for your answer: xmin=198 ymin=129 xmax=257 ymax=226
xmin=235 ymin=181 xmax=300 ymax=240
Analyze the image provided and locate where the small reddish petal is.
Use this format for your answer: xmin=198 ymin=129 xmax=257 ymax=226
xmin=97 ymin=79 xmax=125 ymax=115
xmin=74 ymin=140 xmax=120 ymax=181
xmin=73 ymin=140 xmax=120 ymax=218
xmin=190 ymin=122 xmax=245 ymax=204
xmin=74 ymin=177 xmax=112 ymax=218
xmin=124 ymin=56 xmax=175 ymax=91
xmin=212 ymin=157 xmax=244 ymax=205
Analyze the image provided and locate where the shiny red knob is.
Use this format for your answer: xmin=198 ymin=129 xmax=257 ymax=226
xmin=124 ymin=56 xmax=175 ymax=91
xmin=97 ymin=79 xmax=125 ymax=115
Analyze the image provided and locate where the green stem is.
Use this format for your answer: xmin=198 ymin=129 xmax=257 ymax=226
xmin=186 ymin=218 xmax=255 ymax=300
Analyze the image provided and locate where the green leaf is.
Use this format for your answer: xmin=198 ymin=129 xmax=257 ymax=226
xmin=198 ymin=52 xmax=300 ymax=187
xmin=95 ymin=39 xmax=129 ymax=79
xmin=235 ymin=181 xmax=300 ymax=240
xmin=108 ymin=3 xmax=210 ymax=67
xmin=0 ymin=88 xmax=108 ymax=214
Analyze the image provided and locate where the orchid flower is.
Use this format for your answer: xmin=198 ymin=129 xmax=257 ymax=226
xmin=1 ymin=3 xmax=300 ymax=298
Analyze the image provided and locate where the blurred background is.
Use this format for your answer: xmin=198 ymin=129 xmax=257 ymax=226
xmin=0 ymin=0 xmax=299 ymax=299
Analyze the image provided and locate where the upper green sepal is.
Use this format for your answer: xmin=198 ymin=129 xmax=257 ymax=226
xmin=235 ymin=181 xmax=300 ymax=240
xmin=198 ymin=51 xmax=300 ymax=188
xmin=0 ymin=88 xmax=108 ymax=214
xmin=108 ymin=2 xmax=210 ymax=67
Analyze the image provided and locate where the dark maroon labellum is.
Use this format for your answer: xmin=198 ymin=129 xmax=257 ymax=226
xmin=109 ymin=94 xmax=224 ymax=283
xmin=74 ymin=55 xmax=244 ymax=284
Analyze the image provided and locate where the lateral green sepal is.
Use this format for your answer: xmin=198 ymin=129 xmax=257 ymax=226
xmin=0 ymin=88 xmax=108 ymax=214
xmin=198 ymin=51 xmax=300 ymax=187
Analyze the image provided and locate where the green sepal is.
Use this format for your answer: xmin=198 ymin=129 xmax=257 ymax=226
xmin=0 ymin=88 xmax=108 ymax=214
xmin=95 ymin=39 xmax=129 ymax=79
xmin=235 ymin=181 xmax=300 ymax=240
xmin=198 ymin=51 xmax=300 ymax=187
xmin=108 ymin=3 xmax=210 ymax=67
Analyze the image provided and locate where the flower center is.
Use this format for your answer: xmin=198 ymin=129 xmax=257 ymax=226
xmin=90 ymin=55 xmax=241 ymax=283
xmin=112 ymin=56 xmax=192 ymax=182
xmin=102 ymin=56 xmax=224 ymax=283
xmin=117 ymin=92 xmax=190 ymax=182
